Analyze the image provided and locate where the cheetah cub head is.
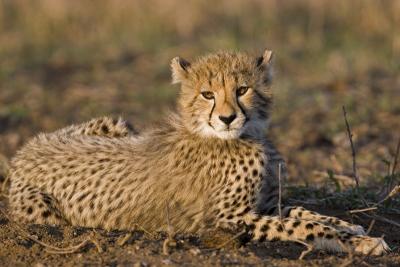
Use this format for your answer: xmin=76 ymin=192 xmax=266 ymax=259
xmin=171 ymin=50 xmax=274 ymax=139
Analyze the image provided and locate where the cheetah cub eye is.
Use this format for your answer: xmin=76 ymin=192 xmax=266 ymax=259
xmin=201 ymin=91 xmax=215 ymax=100
xmin=171 ymin=49 xmax=274 ymax=139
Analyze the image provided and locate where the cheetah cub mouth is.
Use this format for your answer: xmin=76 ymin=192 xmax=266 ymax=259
xmin=171 ymin=50 xmax=274 ymax=139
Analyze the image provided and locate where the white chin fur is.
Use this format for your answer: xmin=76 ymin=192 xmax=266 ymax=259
xmin=193 ymin=118 xmax=269 ymax=140
xmin=197 ymin=124 xmax=243 ymax=139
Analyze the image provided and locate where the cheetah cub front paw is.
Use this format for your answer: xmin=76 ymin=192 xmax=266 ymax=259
xmin=351 ymin=236 xmax=390 ymax=256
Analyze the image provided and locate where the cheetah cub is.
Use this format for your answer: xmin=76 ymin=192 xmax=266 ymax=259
xmin=8 ymin=50 xmax=389 ymax=256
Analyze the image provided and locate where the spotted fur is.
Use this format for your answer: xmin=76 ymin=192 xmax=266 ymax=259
xmin=8 ymin=50 xmax=389 ymax=256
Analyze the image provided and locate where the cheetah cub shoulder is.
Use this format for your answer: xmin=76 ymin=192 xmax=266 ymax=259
xmin=8 ymin=50 xmax=389 ymax=256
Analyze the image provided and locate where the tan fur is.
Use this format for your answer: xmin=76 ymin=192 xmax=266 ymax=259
xmin=8 ymin=50 xmax=389 ymax=255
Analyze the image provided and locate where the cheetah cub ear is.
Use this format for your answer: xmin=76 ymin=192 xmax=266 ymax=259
xmin=256 ymin=49 xmax=274 ymax=85
xmin=171 ymin=57 xmax=191 ymax=84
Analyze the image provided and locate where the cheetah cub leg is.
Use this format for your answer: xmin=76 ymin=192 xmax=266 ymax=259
xmin=240 ymin=214 xmax=389 ymax=256
xmin=284 ymin=206 xmax=365 ymax=235
xmin=57 ymin=116 xmax=137 ymax=137
xmin=8 ymin=183 xmax=67 ymax=225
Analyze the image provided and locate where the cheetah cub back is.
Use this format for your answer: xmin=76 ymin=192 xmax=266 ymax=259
xmin=8 ymin=50 xmax=389 ymax=256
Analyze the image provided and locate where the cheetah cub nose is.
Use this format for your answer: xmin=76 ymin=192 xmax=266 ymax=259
xmin=219 ymin=113 xmax=237 ymax=125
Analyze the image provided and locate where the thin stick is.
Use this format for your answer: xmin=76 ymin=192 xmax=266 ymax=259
xmin=366 ymin=219 xmax=375 ymax=236
xmin=342 ymin=106 xmax=359 ymax=188
xmin=349 ymin=207 xmax=377 ymax=214
xmin=342 ymin=106 xmax=369 ymax=208
xmin=117 ymin=233 xmax=132 ymax=246
xmin=392 ymin=137 xmax=400 ymax=175
xmin=376 ymin=185 xmax=400 ymax=206
xmin=294 ymin=240 xmax=314 ymax=260
xmin=278 ymin=163 xmax=283 ymax=222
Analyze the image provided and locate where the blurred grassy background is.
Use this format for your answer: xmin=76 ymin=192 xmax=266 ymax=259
xmin=0 ymin=0 xmax=399 ymax=187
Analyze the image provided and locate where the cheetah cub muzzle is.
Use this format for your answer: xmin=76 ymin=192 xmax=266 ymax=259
xmin=8 ymin=50 xmax=389 ymax=256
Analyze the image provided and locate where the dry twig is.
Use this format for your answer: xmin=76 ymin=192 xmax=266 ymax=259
xmin=117 ymin=233 xmax=133 ymax=246
xmin=391 ymin=137 xmax=400 ymax=176
xmin=342 ymin=106 xmax=360 ymax=188
xmin=366 ymin=219 xmax=376 ymax=236
xmin=349 ymin=207 xmax=377 ymax=214
xmin=277 ymin=163 xmax=283 ymax=223
xmin=295 ymin=239 xmax=314 ymax=260
xmin=342 ymin=106 xmax=369 ymax=207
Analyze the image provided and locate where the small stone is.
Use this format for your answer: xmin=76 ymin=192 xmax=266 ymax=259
xmin=189 ymin=248 xmax=201 ymax=255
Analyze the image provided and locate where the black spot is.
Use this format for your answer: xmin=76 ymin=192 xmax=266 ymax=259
xmin=224 ymin=202 xmax=229 ymax=208
xmin=318 ymin=232 xmax=324 ymax=237
xmin=227 ymin=214 xmax=234 ymax=220
xmin=305 ymin=223 xmax=314 ymax=229
xmin=249 ymin=159 xmax=254 ymax=166
xmin=253 ymin=215 xmax=262 ymax=222
xmin=248 ymin=224 xmax=256 ymax=230
xmin=237 ymin=206 xmax=251 ymax=216
xmin=306 ymin=234 xmax=314 ymax=241
xmin=252 ymin=169 xmax=258 ymax=176
xmin=258 ymin=235 xmax=266 ymax=242
xmin=27 ymin=207 xmax=33 ymax=214
xmin=77 ymin=193 xmax=89 ymax=202
xmin=287 ymin=229 xmax=294 ymax=235
xmin=298 ymin=211 xmax=303 ymax=217
xmin=276 ymin=224 xmax=284 ymax=232
xmin=43 ymin=197 xmax=52 ymax=205
xmin=235 ymin=175 xmax=241 ymax=181
xmin=236 ymin=187 xmax=242 ymax=193
xmin=239 ymin=159 xmax=245 ymax=165
xmin=292 ymin=221 xmax=301 ymax=228
xmin=243 ymin=166 xmax=248 ymax=172
xmin=271 ymin=237 xmax=280 ymax=242
xmin=101 ymin=125 xmax=109 ymax=134
xmin=42 ymin=211 xmax=51 ymax=218
xmin=261 ymin=224 xmax=269 ymax=232
xmin=224 ymin=187 xmax=231 ymax=194
xmin=326 ymin=234 xmax=334 ymax=239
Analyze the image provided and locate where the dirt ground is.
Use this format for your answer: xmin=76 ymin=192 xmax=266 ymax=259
xmin=0 ymin=202 xmax=399 ymax=267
